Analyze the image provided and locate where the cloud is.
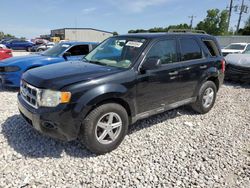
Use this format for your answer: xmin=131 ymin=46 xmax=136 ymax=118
xmin=108 ymin=0 xmax=171 ymax=13
xmin=82 ymin=7 xmax=97 ymax=14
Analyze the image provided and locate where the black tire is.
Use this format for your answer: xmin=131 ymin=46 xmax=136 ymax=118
xmin=26 ymin=47 xmax=31 ymax=52
xmin=37 ymin=48 xmax=44 ymax=52
xmin=80 ymin=103 xmax=129 ymax=154
xmin=191 ymin=81 xmax=217 ymax=114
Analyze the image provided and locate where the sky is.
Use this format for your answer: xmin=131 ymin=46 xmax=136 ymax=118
xmin=0 ymin=0 xmax=249 ymax=38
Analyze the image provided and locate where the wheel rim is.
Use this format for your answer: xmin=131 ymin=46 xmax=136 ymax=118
xmin=95 ymin=112 xmax=122 ymax=145
xmin=202 ymin=87 xmax=214 ymax=108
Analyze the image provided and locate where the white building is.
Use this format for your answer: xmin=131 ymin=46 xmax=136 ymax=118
xmin=51 ymin=28 xmax=113 ymax=42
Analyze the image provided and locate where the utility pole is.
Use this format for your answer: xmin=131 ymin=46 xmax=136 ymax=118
xmin=189 ymin=15 xmax=196 ymax=29
xmin=227 ymin=0 xmax=234 ymax=32
xmin=236 ymin=0 xmax=246 ymax=34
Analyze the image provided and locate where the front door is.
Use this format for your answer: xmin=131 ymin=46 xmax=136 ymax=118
xmin=136 ymin=38 xmax=184 ymax=114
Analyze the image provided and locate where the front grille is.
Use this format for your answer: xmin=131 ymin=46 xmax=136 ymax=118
xmin=222 ymin=52 xmax=229 ymax=57
xmin=20 ymin=81 xmax=40 ymax=108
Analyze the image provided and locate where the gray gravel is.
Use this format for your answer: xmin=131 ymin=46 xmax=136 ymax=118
xmin=0 ymin=83 xmax=249 ymax=187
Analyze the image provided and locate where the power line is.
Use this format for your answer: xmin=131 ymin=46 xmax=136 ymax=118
xmin=188 ymin=15 xmax=196 ymax=29
xmin=227 ymin=0 xmax=234 ymax=32
xmin=235 ymin=0 xmax=249 ymax=34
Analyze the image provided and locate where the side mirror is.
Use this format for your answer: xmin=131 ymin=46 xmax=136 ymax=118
xmin=63 ymin=52 xmax=71 ymax=60
xmin=141 ymin=57 xmax=161 ymax=72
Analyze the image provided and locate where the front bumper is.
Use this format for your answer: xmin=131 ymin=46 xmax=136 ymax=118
xmin=18 ymin=93 xmax=81 ymax=141
xmin=225 ymin=64 xmax=250 ymax=83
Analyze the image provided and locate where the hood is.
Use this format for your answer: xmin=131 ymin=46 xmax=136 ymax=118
xmin=225 ymin=54 xmax=250 ymax=68
xmin=23 ymin=61 xmax=124 ymax=90
xmin=0 ymin=54 xmax=63 ymax=67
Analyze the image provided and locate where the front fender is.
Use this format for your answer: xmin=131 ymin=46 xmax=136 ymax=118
xmin=74 ymin=83 xmax=135 ymax=118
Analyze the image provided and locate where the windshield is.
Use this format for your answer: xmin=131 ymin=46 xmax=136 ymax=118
xmin=224 ymin=44 xmax=246 ymax=50
xmin=42 ymin=43 xmax=71 ymax=57
xmin=84 ymin=37 xmax=147 ymax=68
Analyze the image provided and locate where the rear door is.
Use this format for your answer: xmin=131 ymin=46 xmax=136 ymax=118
xmin=66 ymin=44 xmax=90 ymax=61
xmin=176 ymin=36 xmax=207 ymax=100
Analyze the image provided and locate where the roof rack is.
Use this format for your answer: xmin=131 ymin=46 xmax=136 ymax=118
xmin=168 ymin=29 xmax=207 ymax=34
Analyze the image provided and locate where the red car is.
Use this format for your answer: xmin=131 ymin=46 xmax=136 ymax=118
xmin=0 ymin=48 xmax=12 ymax=60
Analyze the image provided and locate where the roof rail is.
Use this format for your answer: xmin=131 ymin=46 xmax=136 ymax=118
xmin=168 ymin=29 xmax=207 ymax=34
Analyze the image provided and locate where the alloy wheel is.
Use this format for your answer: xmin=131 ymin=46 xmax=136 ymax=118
xmin=95 ymin=112 xmax=122 ymax=145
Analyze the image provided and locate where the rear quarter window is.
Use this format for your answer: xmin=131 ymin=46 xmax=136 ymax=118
xmin=203 ymin=40 xmax=220 ymax=57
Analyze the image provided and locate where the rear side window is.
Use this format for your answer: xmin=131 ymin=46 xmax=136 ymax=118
xmin=68 ymin=45 xmax=89 ymax=56
xmin=180 ymin=38 xmax=202 ymax=61
xmin=145 ymin=39 xmax=178 ymax=64
xmin=203 ymin=40 xmax=220 ymax=57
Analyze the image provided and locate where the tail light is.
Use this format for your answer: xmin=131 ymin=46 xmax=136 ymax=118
xmin=221 ymin=59 xmax=225 ymax=73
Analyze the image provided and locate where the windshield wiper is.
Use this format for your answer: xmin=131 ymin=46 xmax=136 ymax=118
xmin=88 ymin=60 xmax=108 ymax=66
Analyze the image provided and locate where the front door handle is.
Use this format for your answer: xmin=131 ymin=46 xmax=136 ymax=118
xmin=169 ymin=71 xmax=178 ymax=76
xmin=200 ymin=65 xmax=207 ymax=69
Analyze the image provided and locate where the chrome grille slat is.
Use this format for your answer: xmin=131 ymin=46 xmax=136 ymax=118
xmin=20 ymin=81 xmax=39 ymax=109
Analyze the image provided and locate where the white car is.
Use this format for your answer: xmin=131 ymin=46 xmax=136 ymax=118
xmin=0 ymin=44 xmax=7 ymax=49
xmin=221 ymin=43 xmax=250 ymax=57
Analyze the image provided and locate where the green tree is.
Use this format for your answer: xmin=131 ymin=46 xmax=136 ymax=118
xmin=113 ymin=31 xmax=118 ymax=36
xmin=245 ymin=16 xmax=250 ymax=28
xmin=0 ymin=32 xmax=4 ymax=40
xmin=196 ymin=9 xmax=228 ymax=35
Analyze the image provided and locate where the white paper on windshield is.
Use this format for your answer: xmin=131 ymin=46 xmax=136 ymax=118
xmin=62 ymin=44 xmax=70 ymax=48
xmin=126 ymin=41 xmax=143 ymax=48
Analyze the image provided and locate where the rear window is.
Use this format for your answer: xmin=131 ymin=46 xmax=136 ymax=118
xmin=180 ymin=38 xmax=202 ymax=61
xmin=203 ymin=40 xmax=220 ymax=57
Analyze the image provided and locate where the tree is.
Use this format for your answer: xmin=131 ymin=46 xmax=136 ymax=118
xmin=196 ymin=9 xmax=228 ymax=35
xmin=0 ymin=32 xmax=4 ymax=40
xmin=245 ymin=16 xmax=250 ymax=28
xmin=237 ymin=16 xmax=250 ymax=35
xmin=128 ymin=23 xmax=190 ymax=33
xmin=113 ymin=31 xmax=118 ymax=36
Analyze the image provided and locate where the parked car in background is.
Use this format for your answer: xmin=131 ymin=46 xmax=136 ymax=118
xmin=0 ymin=48 xmax=12 ymax=60
xmin=0 ymin=38 xmax=16 ymax=45
xmin=30 ymin=42 xmax=55 ymax=52
xmin=5 ymin=39 xmax=35 ymax=51
xmin=221 ymin=43 xmax=250 ymax=57
xmin=18 ymin=33 xmax=225 ymax=154
xmin=0 ymin=42 xmax=98 ymax=87
xmin=225 ymin=49 xmax=250 ymax=83
xmin=0 ymin=44 xmax=7 ymax=49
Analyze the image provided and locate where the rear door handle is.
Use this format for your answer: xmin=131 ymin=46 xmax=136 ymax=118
xmin=200 ymin=65 xmax=207 ymax=69
xmin=169 ymin=71 xmax=178 ymax=76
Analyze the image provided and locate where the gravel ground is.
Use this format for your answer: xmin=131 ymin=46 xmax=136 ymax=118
xmin=0 ymin=82 xmax=249 ymax=188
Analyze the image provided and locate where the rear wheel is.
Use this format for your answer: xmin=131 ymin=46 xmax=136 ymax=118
xmin=26 ymin=47 xmax=32 ymax=52
xmin=37 ymin=48 xmax=44 ymax=52
xmin=80 ymin=103 xmax=128 ymax=154
xmin=191 ymin=81 xmax=217 ymax=114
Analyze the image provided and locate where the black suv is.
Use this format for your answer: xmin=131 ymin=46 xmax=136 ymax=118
xmin=18 ymin=33 xmax=225 ymax=154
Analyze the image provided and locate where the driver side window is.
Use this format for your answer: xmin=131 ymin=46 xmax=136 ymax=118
xmin=67 ymin=45 xmax=90 ymax=56
xmin=145 ymin=39 xmax=178 ymax=65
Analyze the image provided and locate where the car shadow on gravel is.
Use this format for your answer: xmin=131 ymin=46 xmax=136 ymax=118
xmin=1 ymin=107 xmax=196 ymax=158
xmin=1 ymin=115 xmax=96 ymax=158
xmin=128 ymin=106 xmax=196 ymax=135
xmin=0 ymin=86 xmax=19 ymax=93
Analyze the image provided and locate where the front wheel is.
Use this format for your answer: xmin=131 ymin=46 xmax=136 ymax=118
xmin=191 ymin=81 xmax=217 ymax=114
xmin=80 ymin=103 xmax=129 ymax=154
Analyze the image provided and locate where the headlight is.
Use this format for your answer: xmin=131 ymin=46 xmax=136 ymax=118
xmin=4 ymin=66 xmax=20 ymax=72
xmin=38 ymin=89 xmax=71 ymax=107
